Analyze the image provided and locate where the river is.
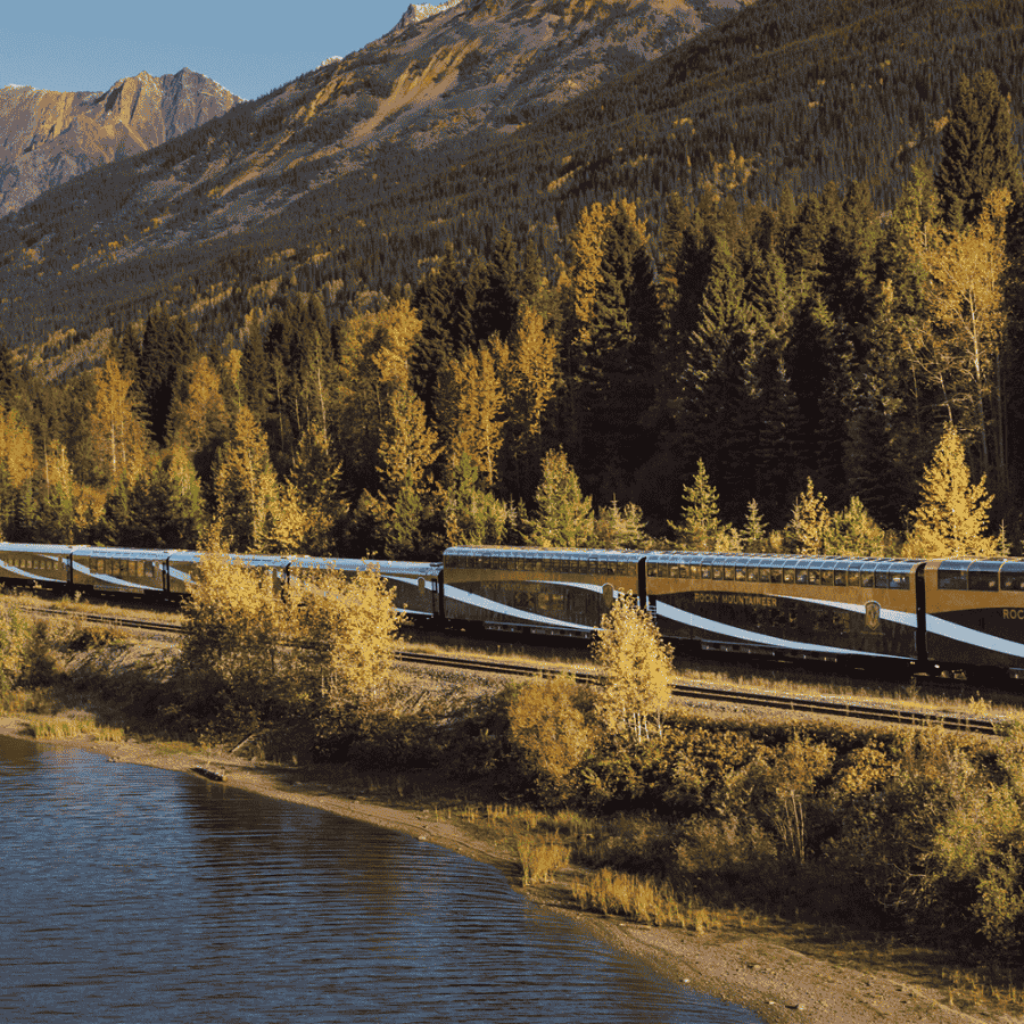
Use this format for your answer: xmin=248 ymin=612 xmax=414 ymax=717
xmin=0 ymin=734 xmax=763 ymax=1023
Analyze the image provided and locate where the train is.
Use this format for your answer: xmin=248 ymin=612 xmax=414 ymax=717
xmin=2 ymin=541 xmax=1024 ymax=682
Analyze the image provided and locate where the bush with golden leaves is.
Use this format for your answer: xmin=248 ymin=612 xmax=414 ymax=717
xmin=180 ymin=555 xmax=287 ymax=722
xmin=288 ymin=568 xmax=405 ymax=723
xmin=507 ymin=673 xmax=593 ymax=801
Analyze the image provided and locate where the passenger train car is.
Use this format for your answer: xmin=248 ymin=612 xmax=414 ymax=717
xmin=2 ymin=541 xmax=1024 ymax=680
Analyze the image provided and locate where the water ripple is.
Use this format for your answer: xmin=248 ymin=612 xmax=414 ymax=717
xmin=0 ymin=735 xmax=762 ymax=1024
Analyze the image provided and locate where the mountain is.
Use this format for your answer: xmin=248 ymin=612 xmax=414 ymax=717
xmin=0 ymin=69 xmax=241 ymax=216
xmin=1 ymin=0 xmax=1022 ymax=355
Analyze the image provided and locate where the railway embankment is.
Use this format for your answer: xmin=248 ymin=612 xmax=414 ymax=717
xmin=2 ymin=604 xmax=1024 ymax=1024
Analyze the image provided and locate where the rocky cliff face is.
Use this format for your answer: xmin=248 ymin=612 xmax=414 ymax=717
xmin=0 ymin=68 xmax=240 ymax=215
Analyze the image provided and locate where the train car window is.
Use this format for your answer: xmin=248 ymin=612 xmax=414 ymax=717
xmin=820 ymin=569 xmax=834 ymax=586
xmin=735 ymin=566 xmax=747 ymax=581
xmin=937 ymin=566 xmax=968 ymax=590
xmin=759 ymin=566 xmax=771 ymax=582
xmin=969 ymin=564 xmax=1001 ymax=591
xmin=890 ymin=572 xmax=910 ymax=590
xmin=796 ymin=568 xmax=809 ymax=584
xmin=722 ymin=565 xmax=735 ymax=581
xmin=807 ymin=569 xmax=819 ymax=585
xmin=701 ymin=565 xmax=711 ymax=579
xmin=861 ymin=570 xmax=875 ymax=587
xmin=1001 ymin=565 xmax=1024 ymax=591
xmin=833 ymin=569 xmax=846 ymax=586
xmin=875 ymin=570 xmax=889 ymax=588
xmin=783 ymin=568 xmax=795 ymax=583
xmin=712 ymin=565 xmax=723 ymax=580
xmin=849 ymin=571 xmax=862 ymax=587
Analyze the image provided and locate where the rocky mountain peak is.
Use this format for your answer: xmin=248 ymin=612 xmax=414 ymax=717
xmin=0 ymin=69 xmax=241 ymax=215
xmin=396 ymin=0 xmax=464 ymax=30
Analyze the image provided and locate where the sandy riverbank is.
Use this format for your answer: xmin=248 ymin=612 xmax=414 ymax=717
xmin=1 ymin=715 xmax=1017 ymax=1024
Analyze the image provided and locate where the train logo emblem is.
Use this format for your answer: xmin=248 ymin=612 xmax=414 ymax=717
xmin=865 ymin=601 xmax=881 ymax=630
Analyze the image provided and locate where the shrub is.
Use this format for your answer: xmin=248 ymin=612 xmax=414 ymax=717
xmin=290 ymin=568 xmax=405 ymax=725
xmin=507 ymin=673 xmax=592 ymax=802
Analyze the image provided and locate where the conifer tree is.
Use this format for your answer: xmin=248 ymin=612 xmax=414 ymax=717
xmin=521 ymin=448 xmax=595 ymax=549
xmin=936 ymin=69 xmax=1021 ymax=228
xmin=502 ymin=304 xmax=560 ymax=498
xmin=906 ymin=422 xmax=995 ymax=558
xmin=787 ymin=478 xmax=832 ymax=555
xmin=365 ymin=386 xmax=440 ymax=559
xmin=670 ymin=460 xmax=730 ymax=552
xmin=212 ymin=407 xmax=280 ymax=553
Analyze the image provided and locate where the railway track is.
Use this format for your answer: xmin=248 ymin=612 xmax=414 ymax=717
xmin=9 ymin=600 xmax=1005 ymax=736
xmin=393 ymin=653 xmax=1005 ymax=736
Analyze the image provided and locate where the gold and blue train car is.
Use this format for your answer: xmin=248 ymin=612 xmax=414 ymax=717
xmin=285 ymin=556 xmax=442 ymax=620
xmin=0 ymin=543 xmax=73 ymax=588
xmin=71 ymin=547 xmax=171 ymax=596
xmin=165 ymin=551 xmax=292 ymax=596
xmin=646 ymin=552 xmax=923 ymax=667
xmin=442 ymin=547 xmax=644 ymax=636
xmin=920 ymin=559 xmax=1024 ymax=677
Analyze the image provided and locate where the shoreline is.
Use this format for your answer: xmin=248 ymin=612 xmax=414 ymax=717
xmin=0 ymin=716 xmax=1014 ymax=1024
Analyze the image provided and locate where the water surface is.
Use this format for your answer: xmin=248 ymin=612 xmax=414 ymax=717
xmin=0 ymin=734 xmax=762 ymax=1023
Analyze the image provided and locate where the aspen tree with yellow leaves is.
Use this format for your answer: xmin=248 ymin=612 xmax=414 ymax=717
xmin=82 ymin=358 xmax=150 ymax=487
xmin=591 ymin=594 xmax=673 ymax=744
xmin=912 ymin=189 xmax=1012 ymax=491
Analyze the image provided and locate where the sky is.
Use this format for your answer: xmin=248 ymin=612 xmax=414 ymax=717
xmin=2 ymin=2 xmax=418 ymax=100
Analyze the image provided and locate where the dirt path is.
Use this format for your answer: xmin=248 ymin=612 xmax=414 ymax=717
xmin=1 ymin=717 xmax=1018 ymax=1024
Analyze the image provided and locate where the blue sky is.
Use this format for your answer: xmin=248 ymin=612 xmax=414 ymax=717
xmin=3 ymin=2 xmax=416 ymax=100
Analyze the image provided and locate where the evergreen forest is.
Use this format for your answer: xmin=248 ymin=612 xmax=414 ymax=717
xmin=1 ymin=1 xmax=1024 ymax=561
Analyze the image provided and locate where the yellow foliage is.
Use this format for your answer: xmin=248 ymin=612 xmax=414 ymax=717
xmin=289 ymin=568 xmax=405 ymax=719
xmin=180 ymin=555 xmax=286 ymax=711
xmin=508 ymin=674 xmax=592 ymax=795
xmin=906 ymin=422 xmax=995 ymax=557
xmin=590 ymin=595 xmax=673 ymax=743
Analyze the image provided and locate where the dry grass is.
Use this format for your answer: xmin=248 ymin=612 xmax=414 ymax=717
xmin=515 ymin=833 xmax=570 ymax=884
xmin=29 ymin=714 xmax=124 ymax=742
xmin=571 ymin=867 xmax=698 ymax=928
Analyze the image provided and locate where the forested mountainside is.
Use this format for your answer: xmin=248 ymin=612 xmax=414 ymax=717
xmin=0 ymin=1 xmax=1022 ymax=565
xmin=0 ymin=69 xmax=240 ymax=216
xmin=0 ymin=0 xmax=747 ymax=347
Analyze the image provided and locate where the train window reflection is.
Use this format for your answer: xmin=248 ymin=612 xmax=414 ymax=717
xmin=861 ymin=571 xmax=875 ymax=587
xmin=760 ymin=567 xmax=771 ymax=583
xmin=834 ymin=569 xmax=846 ymax=586
xmin=1001 ymin=565 xmax=1024 ymax=591
xmin=875 ymin=571 xmax=889 ymax=588
xmin=938 ymin=567 xmax=968 ymax=590
xmin=807 ymin=569 xmax=819 ymax=585
xmin=969 ymin=564 xmax=1001 ymax=591
xmin=735 ymin=566 xmax=747 ymax=581
xmin=722 ymin=566 xmax=735 ymax=581
xmin=820 ymin=570 xmax=833 ymax=585
xmin=783 ymin=568 xmax=795 ymax=583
